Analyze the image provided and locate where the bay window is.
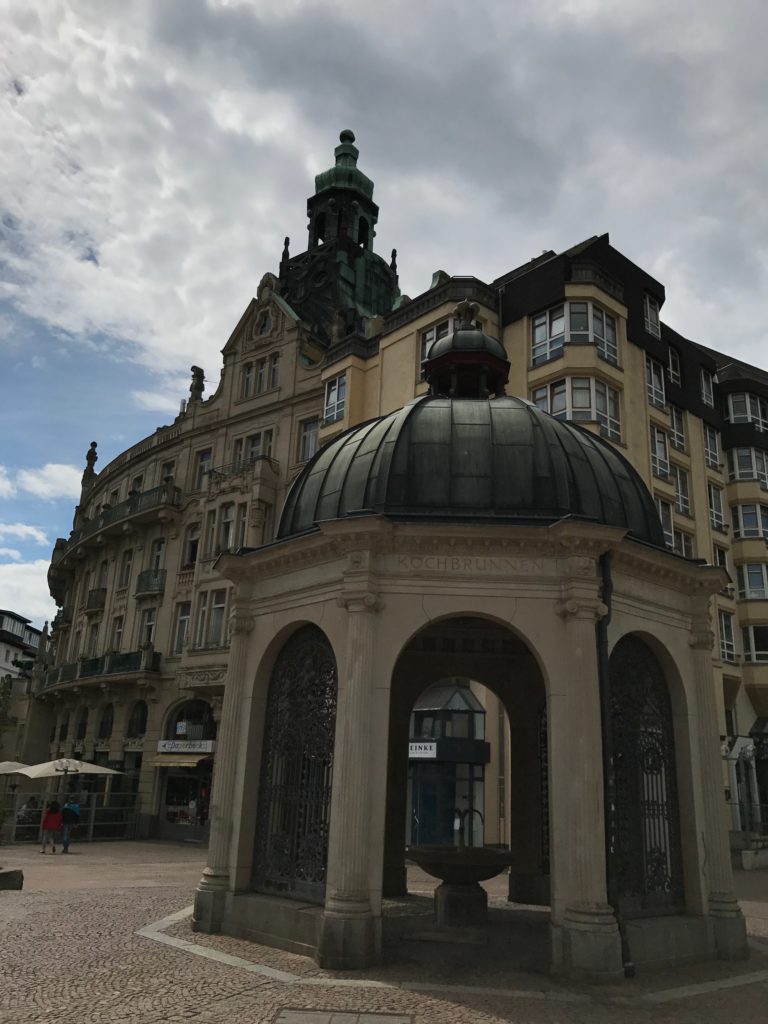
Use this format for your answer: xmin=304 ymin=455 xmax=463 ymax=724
xmin=736 ymin=563 xmax=768 ymax=600
xmin=726 ymin=392 xmax=768 ymax=430
xmin=531 ymin=301 xmax=618 ymax=366
xmin=727 ymin=447 xmax=768 ymax=487
xmin=531 ymin=377 xmax=621 ymax=441
xmin=742 ymin=624 xmax=768 ymax=663
xmin=731 ymin=503 xmax=768 ymax=539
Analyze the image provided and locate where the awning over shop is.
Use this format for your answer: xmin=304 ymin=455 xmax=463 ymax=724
xmin=151 ymin=755 xmax=212 ymax=769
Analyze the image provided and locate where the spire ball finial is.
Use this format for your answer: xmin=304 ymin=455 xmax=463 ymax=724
xmin=339 ymin=129 xmax=355 ymax=144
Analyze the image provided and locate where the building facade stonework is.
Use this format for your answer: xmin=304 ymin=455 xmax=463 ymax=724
xmin=27 ymin=130 xmax=765 ymax=974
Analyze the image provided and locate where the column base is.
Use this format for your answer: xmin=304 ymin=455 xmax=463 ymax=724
xmin=551 ymin=903 xmax=624 ymax=981
xmin=192 ymin=869 xmax=229 ymax=933
xmin=317 ymin=903 xmax=381 ymax=969
xmin=709 ymin=893 xmax=749 ymax=960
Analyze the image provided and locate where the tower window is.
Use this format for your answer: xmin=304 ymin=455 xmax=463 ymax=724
xmin=357 ymin=217 xmax=369 ymax=248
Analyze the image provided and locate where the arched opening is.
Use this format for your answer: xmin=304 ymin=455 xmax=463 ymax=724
xmin=357 ymin=216 xmax=369 ymax=248
xmin=74 ymin=706 xmax=88 ymax=746
xmin=313 ymin=212 xmax=326 ymax=246
xmin=252 ymin=624 xmax=338 ymax=903
xmin=156 ymin=699 xmax=216 ymax=841
xmin=383 ymin=615 xmax=550 ymax=971
xmin=97 ymin=703 xmax=114 ymax=741
xmin=608 ymin=634 xmax=685 ymax=916
xmin=127 ymin=700 xmax=148 ymax=739
xmin=58 ymin=711 xmax=70 ymax=744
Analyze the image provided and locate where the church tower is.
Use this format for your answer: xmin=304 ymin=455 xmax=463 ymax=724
xmin=278 ymin=131 xmax=399 ymax=344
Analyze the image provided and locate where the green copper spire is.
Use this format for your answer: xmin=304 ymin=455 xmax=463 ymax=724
xmin=313 ymin=129 xmax=374 ymax=199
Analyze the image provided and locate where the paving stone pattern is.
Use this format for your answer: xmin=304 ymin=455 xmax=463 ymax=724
xmin=0 ymin=841 xmax=767 ymax=1024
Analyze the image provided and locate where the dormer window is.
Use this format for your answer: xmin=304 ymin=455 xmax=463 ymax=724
xmin=644 ymin=294 xmax=661 ymax=338
xmin=531 ymin=301 xmax=617 ymax=366
xmin=701 ymin=368 xmax=715 ymax=408
xmin=668 ymin=348 xmax=681 ymax=386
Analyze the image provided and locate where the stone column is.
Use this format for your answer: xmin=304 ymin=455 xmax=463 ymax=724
xmin=193 ymin=610 xmax=254 ymax=933
xmin=317 ymin=584 xmax=380 ymax=969
xmin=689 ymin=603 xmax=748 ymax=959
xmin=549 ymin=594 xmax=623 ymax=980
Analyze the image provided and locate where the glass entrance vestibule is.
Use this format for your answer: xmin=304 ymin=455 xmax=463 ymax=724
xmin=406 ymin=679 xmax=490 ymax=847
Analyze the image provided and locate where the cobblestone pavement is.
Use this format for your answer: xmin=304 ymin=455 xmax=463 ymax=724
xmin=1 ymin=841 xmax=767 ymax=1024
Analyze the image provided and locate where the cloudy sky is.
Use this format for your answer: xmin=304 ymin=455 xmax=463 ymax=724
xmin=2 ymin=0 xmax=767 ymax=627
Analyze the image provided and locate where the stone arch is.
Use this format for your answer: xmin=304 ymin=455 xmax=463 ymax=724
xmin=608 ymin=632 xmax=685 ymax=917
xmin=163 ymin=698 xmax=217 ymax=742
xmin=126 ymin=699 xmax=148 ymax=739
xmin=383 ymin=614 xmax=549 ymax=906
xmin=252 ymin=623 xmax=338 ymax=903
xmin=97 ymin=703 xmax=114 ymax=741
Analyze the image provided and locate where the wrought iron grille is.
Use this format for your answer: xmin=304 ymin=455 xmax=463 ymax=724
xmin=252 ymin=625 xmax=337 ymax=904
xmin=609 ymin=635 xmax=684 ymax=917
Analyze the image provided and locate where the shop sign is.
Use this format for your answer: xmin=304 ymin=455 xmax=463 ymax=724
xmin=157 ymin=739 xmax=216 ymax=753
xmin=408 ymin=741 xmax=437 ymax=759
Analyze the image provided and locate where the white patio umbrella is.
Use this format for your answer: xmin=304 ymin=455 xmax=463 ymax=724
xmin=0 ymin=761 xmax=29 ymax=775
xmin=16 ymin=758 xmax=122 ymax=779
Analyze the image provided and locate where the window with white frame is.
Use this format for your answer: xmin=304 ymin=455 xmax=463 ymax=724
xmin=118 ymin=549 xmax=133 ymax=588
xmin=668 ymin=348 xmax=681 ymax=386
xmin=195 ymin=448 xmax=212 ymax=489
xmin=736 ymin=563 xmax=768 ymax=600
xmin=646 ymin=356 xmax=666 ymax=407
xmin=173 ymin=602 xmax=191 ymax=655
xmin=140 ymin=607 xmax=156 ymax=646
xmin=703 ymin=425 xmax=720 ymax=468
xmin=298 ymin=418 xmax=319 ymax=462
xmin=218 ymin=503 xmax=235 ymax=553
xmin=255 ymin=357 xmax=266 ymax=393
xmin=269 ymin=352 xmax=280 ymax=389
xmin=719 ymin=610 xmax=736 ymax=662
xmin=324 ymin=373 xmax=346 ymax=423
xmin=235 ymin=503 xmax=248 ymax=548
xmin=183 ymin=524 xmax=199 ymax=567
xmin=672 ymin=464 xmax=690 ymax=515
xmin=727 ymin=447 xmax=768 ymax=487
xmin=708 ymin=483 xmax=725 ymax=530
xmin=701 ymin=368 xmax=715 ymax=408
xmin=644 ymin=294 xmax=661 ymax=337
xmin=531 ymin=377 xmax=621 ymax=440
xmin=672 ymin=528 xmax=693 ymax=558
xmin=242 ymin=362 xmax=254 ymax=398
xmin=420 ymin=318 xmax=452 ymax=363
xmin=726 ymin=392 xmax=768 ymax=430
xmin=713 ymin=545 xmax=728 ymax=569
xmin=655 ymin=497 xmax=674 ymax=548
xmin=207 ymin=589 xmax=228 ymax=647
xmin=731 ymin=503 xmax=768 ymax=539
xmin=742 ymin=624 xmax=768 ymax=663
xmin=531 ymin=301 xmax=618 ymax=366
xmin=531 ymin=305 xmax=565 ymax=365
xmin=669 ymin=406 xmax=686 ymax=450
xmin=650 ymin=425 xmax=670 ymax=479
xmin=111 ymin=615 xmax=123 ymax=652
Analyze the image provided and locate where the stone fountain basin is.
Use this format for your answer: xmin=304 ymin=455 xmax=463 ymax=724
xmin=406 ymin=845 xmax=513 ymax=885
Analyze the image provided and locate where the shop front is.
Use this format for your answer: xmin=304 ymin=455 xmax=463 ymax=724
xmin=154 ymin=700 xmax=216 ymax=841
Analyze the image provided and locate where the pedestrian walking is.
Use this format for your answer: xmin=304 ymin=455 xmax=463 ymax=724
xmin=61 ymin=797 xmax=80 ymax=853
xmin=40 ymin=800 xmax=62 ymax=854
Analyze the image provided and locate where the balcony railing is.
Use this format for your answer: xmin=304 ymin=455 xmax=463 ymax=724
xmin=135 ymin=568 xmax=166 ymax=596
xmin=85 ymin=588 xmax=107 ymax=612
xmin=52 ymin=607 xmax=73 ymax=630
xmin=189 ymin=637 xmax=230 ymax=652
xmin=42 ymin=649 xmax=161 ymax=690
xmin=208 ymin=455 xmax=278 ymax=481
xmin=66 ymin=484 xmax=182 ymax=552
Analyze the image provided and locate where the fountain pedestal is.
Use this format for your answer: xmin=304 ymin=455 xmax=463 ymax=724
xmin=406 ymin=845 xmax=513 ymax=928
xmin=435 ymin=880 xmax=488 ymax=927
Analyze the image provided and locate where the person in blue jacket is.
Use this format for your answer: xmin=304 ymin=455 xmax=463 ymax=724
xmin=61 ymin=797 xmax=80 ymax=854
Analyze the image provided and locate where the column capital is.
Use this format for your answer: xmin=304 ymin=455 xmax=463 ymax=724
xmin=556 ymin=597 xmax=607 ymax=621
xmin=689 ymin=627 xmax=714 ymax=650
xmin=229 ymin=612 xmax=255 ymax=636
xmin=336 ymin=590 xmax=381 ymax=614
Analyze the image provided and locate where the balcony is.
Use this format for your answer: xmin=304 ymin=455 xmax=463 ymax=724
xmin=61 ymin=484 xmax=182 ymax=558
xmin=85 ymin=588 xmax=107 ymax=612
xmin=135 ymin=568 xmax=166 ymax=597
xmin=41 ymin=648 xmax=161 ymax=691
xmin=52 ymin=607 xmax=72 ymax=630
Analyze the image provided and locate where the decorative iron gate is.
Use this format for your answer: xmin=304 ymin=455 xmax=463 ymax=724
xmin=608 ymin=635 xmax=684 ymax=917
xmin=252 ymin=625 xmax=337 ymax=903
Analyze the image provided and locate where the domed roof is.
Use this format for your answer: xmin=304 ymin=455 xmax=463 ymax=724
xmin=277 ymin=395 xmax=665 ymax=546
xmin=428 ymin=324 xmax=507 ymax=363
